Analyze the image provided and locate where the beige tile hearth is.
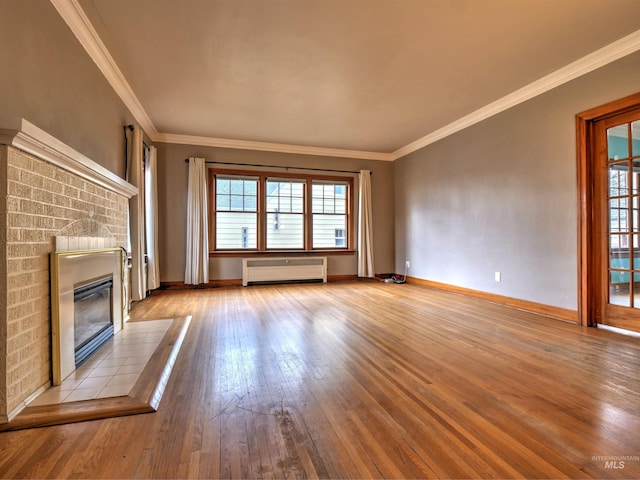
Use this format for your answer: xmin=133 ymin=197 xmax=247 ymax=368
xmin=0 ymin=316 xmax=191 ymax=432
xmin=29 ymin=319 xmax=173 ymax=407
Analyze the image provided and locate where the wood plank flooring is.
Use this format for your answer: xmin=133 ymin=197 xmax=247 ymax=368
xmin=1 ymin=281 xmax=639 ymax=479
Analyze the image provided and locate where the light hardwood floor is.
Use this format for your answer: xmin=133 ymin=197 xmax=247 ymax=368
xmin=1 ymin=281 xmax=639 ymax=479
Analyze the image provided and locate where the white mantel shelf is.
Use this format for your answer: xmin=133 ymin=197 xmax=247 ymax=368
xmin=0 ymin=118 xmax=137 ymax=198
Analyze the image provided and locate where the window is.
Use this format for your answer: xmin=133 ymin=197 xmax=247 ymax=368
xmin=214 ymin=175 xmax=258 ymax=249
xmin=241 ymin=227 xmax=249 ymax=248
xmin=266 ymin=179 xmax=305 ymax=249
xmin=312 ymin=181 xmax=348 ymax=248
xmin=210 ymin=170 xmax=353 ymax=252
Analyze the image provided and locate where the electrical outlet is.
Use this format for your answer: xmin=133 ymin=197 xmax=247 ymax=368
xmin=495 ymin=271 xmax=501 ymax=282
xmin=405 ymin=260 xmax=410 ymax=269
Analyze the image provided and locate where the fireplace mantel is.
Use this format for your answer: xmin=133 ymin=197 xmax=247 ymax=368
xmin=0 ymin=118 xmax=137 ymax=198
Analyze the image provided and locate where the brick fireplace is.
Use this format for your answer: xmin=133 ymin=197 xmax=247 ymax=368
xmin=0 ymin=119 xmax=137 ymax=422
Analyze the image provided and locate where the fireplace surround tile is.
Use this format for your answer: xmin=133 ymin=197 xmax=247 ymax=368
xmin=27 ymin=319 xmax=172 ymax=408
xmin=51 ymin=248 xmax=124 ymax=385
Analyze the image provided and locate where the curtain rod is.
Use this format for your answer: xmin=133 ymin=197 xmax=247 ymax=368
xmin=184 ymin=159 xmax=371 ymax=175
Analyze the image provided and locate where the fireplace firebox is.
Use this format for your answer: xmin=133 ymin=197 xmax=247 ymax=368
xmin=74 ymin=276 xmax=114 ymax=367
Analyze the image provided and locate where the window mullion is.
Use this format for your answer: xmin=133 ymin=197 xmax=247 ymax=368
xmin=258 ymin=175 xmax=266 ymax=251
xmin=208 ymin=170 xmax=215 ymax=251
xmin=305 ymin=178 xmax=312 ymax=250
xmin=348 ymin=180 xmax=353 ymax=250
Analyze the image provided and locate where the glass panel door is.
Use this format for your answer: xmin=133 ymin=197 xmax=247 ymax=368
xmin=602 ymin=116 xmax=640 ymax=331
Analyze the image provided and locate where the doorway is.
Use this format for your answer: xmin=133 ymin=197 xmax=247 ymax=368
xmin=577 ymin=92 xmax=640 ymax=332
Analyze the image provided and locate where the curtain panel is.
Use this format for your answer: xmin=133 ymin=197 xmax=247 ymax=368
xmin=145 ymin=146 xmax=160 ymax=290
xmin=358 ymin=170 xmax=375 ymax=277
xmin=185 ymin=157 xmax=209 ymax=284
xmin=127 ymin=125 xmax=147 ymax=301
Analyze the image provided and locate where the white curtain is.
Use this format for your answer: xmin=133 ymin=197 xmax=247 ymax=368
xmin=145 ymin=146 xmax=160 ymax=290
xmin=185 ymin=157 xmax=209 ymax=285
xmin=358 ymin=170 xmax=375 ymax=278
xmin=128 ymin=125 xmax=147 ymax=301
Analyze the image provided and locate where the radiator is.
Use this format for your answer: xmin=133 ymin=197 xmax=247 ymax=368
xmin=242 ymin=257 xmax=327 ymax=286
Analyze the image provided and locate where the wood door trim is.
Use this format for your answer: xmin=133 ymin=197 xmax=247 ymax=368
xmin=576 ymin=92 xmax=640 ymax=326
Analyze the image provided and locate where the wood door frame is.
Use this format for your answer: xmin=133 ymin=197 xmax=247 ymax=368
xmin=576 ymin=92 xmax=640 ymax=326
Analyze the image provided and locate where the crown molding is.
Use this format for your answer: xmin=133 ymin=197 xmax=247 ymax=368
xmin=0 ymin=119 xmax=138 ymax=198
xmin=50 ymin=0 xmax=158 ymax=138
xmin=50 ymin=0 xmax=392 ymax=161
xmin=156 ymin=132 xmax=395 ymax=161
xmin=51 ymin=0 xmax=640 ymax=162
xmin=392 ymin=28 xmax=640 ymax=160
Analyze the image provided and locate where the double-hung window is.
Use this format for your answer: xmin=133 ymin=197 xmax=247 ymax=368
xmin=266 ymin=178 xmax=305 ymax=249
xmin=311 ymin=181 xmax=348 ymax=248
xmin=210 ymin=169 xmax=353 ymax=253
xmin=214 ymin=175 xmax=258 ymax=249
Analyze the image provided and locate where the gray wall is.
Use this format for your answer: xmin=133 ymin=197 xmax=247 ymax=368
xmin=394 ymin=51 xmax=640 ymax=311
xmin=156 ymin=143 xmax=395 ymax=282
xmin=0 ymin=0 xmax=135 ymax=176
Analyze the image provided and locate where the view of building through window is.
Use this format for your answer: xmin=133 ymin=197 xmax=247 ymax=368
xmin=266 ymin=179 xmax=305 ymax=249
xmin=215 ymin=175 xmax=259 ymax=249
xmin=312 ymin=182 xmax=347 ymax=248
xmin=211 ymin=171 xmax=351 ymax=251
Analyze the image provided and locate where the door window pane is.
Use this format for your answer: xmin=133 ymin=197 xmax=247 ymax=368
xmin=632 ymin=121 xmax=640 ymax=156
xmin=632 ymin=160 xmax=640 ymax=195
xmin=610 ymin=271 xmax=630 ymax=307
xmin=608 ymin=124 xmax=629 ymax=160
xmin=609 ymin=198 xmax=628 ymax=233
xmin=609 ymin=163 xmax=629 ymax=197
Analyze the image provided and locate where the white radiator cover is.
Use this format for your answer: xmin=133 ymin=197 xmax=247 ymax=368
xmin=242 ymin=257 xmax=327 ymax=286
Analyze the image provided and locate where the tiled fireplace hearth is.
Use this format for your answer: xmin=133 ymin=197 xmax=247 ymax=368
xmin=0 ymin=119 xmax=137 ymax=422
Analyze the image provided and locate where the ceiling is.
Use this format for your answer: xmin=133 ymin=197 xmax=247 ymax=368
xmin=57 ymin=0 xmax=640 ymax=160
